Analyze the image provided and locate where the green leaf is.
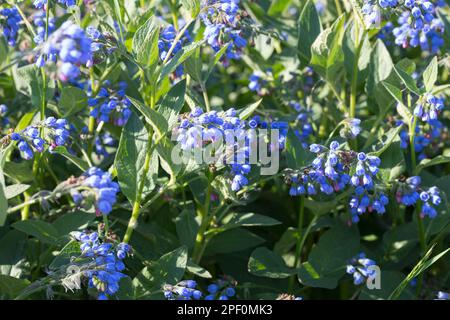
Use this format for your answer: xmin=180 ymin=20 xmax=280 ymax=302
xmin=13 ymin=64 xmax=54 ymax=109
xmin=206 ymin=228 xmax=265 ymax=255
xmin=415 ymin=155 xmax=450 ymax=175
xmin=52 ymin=146 xmax=89 ymax=172
xmin=58 ymin=86 xmax=88 ymax=118
xmin=360 ymin=271 xmax=412 ymax=300
xmin=158 ymin=40 xmax=202 ymax=83
xmin=4 ymin=184 xmax=30 ymax=200
xmin=310 ymin=15 xmax=345 ymax=89
xmin=186 ymin=260 xmax=212 ymax=278
xmin=393 ymin=65 xmax=422 ymax=96
xmin=298 ymin=222 xmax=359 ymax=289
xmin=423 ymin=57 xmax=438 ymax=92
xmin=12 ymin=220 xmax=60 ymax=245
xmin=52 ymin=211 xmax=96 ymax=236
xmin=204 ymin=44 xmax=230 ymax=81
xmin=268 ymin=0 xmax=292 ymax=16
xmin=132 ymin=16 xmax=159 ymax=70
xmin=180 ymin=0 xmax=200 ymax=18
xmin=127 ymin=96 xmax=168 ymax=137
xmin=0 ymin=275 xmax=30 ymax=299
xmin=133 ymin=246 xmax=188 ymax=299
xmin=238 ymin=99 xmax=262 ymax=120
xmin=370 ymin=125 xmax=403 ymax=157
xmin=0 ymin=174 xmax=7 ymax=226
xmin=115 ymin=112 xmax=157 ymax=204
xmin=297 ymin=0 xmax=322 ymax=66
xmin=366 ymin=40 xmax=395 ymax=112
xmin=175 ymin=210 xmax=199 ymax=250
xmin=157 ymin=79 xmax=186 ymax=129
xmin=49 ymin=240 xmax=81 ymax=270
xmin=248 ymin=247 xmax=296 ymax=278
xmin=220 ymin=212 xmax=281 ymax=230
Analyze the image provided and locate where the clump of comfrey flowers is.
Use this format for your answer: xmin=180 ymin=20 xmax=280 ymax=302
xmin=69 ymin=231 xmax=131 ymax=300
xmin=0 ymin=6 xmax=21 ymax=46
xmin=287 ymin=141 xmax=352 ymax=196
xmin=163 ymin=280 xmax=203 ymax=300
xmin=362 ymin=0 xmax=445 ymax=54
xmin=248 ymin=69 xmax=272 ymax=96
xmin=395 ymin=176 xmax=441 ymax=218
xmin=399 ymin=119 xmax=446 ymax=161
xmin=435 ymin=291 xmax=449 ymax=300
xmin=346 ymin=252 xmax=378 ymax=285
xmin=34 ymin=0 xmax=76 ymax=9
xmin=413 ymin=93 xmax=445 ymax=123
xmin=2 ymin=117 xmax=70 ymax=160
xmin=158 ymin=23 xmax=192 ymax=79
xmin=200 ymin=0 xmax=249 ymax=64
xmin=69 ymin=167 xmax=120 ymax=215
xmin=289 ymin=102 xmax=313 ymax=149
xmin=33 ymin=11 xmax=56 ymax=45
xmin=88 ymin=80 xmax=132 ymax=126
xmin=348 ymin=152 xmax=388 ymax=222
xmin=37 ymin=20 xmax=93 ymax=82
xmin=174 ymin=107 xmax=286 ymax=191
xmin=164 ymin=278 xmax=236 ymax=300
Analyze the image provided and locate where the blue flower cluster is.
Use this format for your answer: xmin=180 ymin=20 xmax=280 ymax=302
xmin=176 ymin=107 xmax=286 ymax=191
xmin=72 ymin=167 xmax=120 ymax=215
xmin=0 ymin=104 xmax=9 ymax=128
xmin=413 ymin=93 xmax=445 ymax=122
xmin=349 ymin=152 xmax=388 ymax=223
xmin=0 ymin=7 xmax=21 ymax=46
xmin=399 ymin=119 xmax=445 ymax=161
xmin=158 ymin=24 xmax=192 ymax=78
xmin=34 ymin=0 xmax=76 ymax=9
xmin=72 ymin=231 xmax=131 ymax=300
xmin=290 ymin=102 xmax=313 ymax=149
xmin=395 ymin=176 xmax=441 ymax=218
xmin=33 ymin=11 xmax=56 ymax=44
xmin=363 ymin=0 xmax=445 ymax=53
xmin=201 ymin=0 xmax=248 ymax=64
xmin=205 ymin=281 xmax=236 ymax=300
xmin=248 ymin=70 xmax=272 ymax=95
xmin=94 ymin=133 xmax=116 ymax=158
xmin=164 ymin=280 xmax=203 ymax=300
xmin=9 ymin=117 xmax=70 ymax=160
xmin=340 ymin=118 xmax=362 ymax=139
xmin=38 ymin=21 xmax=93 ymax=82
xmin=288 ymin=141 xmax=351 ymax=196
xmin=436 ymin=291 xmax=449 ymax=300
xmin=89 ymin=81 xmax=132 ymax=126
xmin=346 ymin=252 xmax=378 ymax=285
xmin=164 ymin=279 xmax=236 ymax=300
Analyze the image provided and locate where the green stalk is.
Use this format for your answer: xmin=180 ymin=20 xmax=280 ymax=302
xmin=288 ymin=196 xmax=305 ymax=293
xmin=192 ymin=173 xmax=213 ymax=264
xmin=122 ymin=86 xmax=156 ymax=244
xmin=201 ymin=83 xmax=211 ymax=112
xmin=349 ymin=14 xmax=364 ymax=120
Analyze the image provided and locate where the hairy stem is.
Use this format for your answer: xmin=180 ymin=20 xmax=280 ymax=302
xmin=288 ymin=196 xmax=305 ymax=293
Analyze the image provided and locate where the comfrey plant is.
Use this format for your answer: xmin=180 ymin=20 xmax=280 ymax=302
xmin=0 ymin=6 xmax=21 ymax=46
xmin=1 ymin=117 xmax=70 ymax=160
xmin=69 ymin=231 xmax=131 ymax=300
xmin=2 ymin=0 xmax=450 ymax=302
xmin=395 ymin=176 xmax=441 ymax=218
xmin=362 ymin=0 xmax=445 ymax=53
xmin=158 ymin=23 xmax=192 ymax=78
xmin=346 ymin=253 xmax=378 ymax=285
xmin=69 ymin=167 xmax=120 ymax=215
xmin=200 ymin=0 xmax=249 ymax=63
xmin=37 ymin=20 xmax=93 ymax=81
xmin=88 ymin=80 xmax=132 ymax=126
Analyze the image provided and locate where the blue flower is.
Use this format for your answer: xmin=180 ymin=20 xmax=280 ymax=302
xmin=346 ymin=252 xmax=378 ymax=286
xmin=0 ymin=7 xmax=22 ymax=46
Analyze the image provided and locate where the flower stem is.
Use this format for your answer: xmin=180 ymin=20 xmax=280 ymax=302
xmin=201 ymin=83 xmax=211 ymax=112
xmin=288 ymin=196 xmax=305 ymax=293
xmin=122 ymin=83 xmax=156 ymax=244
xmin=192 ymin=172 xmax=213 ymax=264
